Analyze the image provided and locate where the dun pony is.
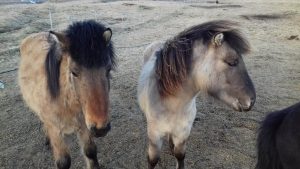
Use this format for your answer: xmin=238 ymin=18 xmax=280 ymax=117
xmin=18 ymin=20 xmax=115 ymax=169
xmin=138 ymin=20 xmax=256 ymax=169
xmin=256 ymin=102 xmax=300 ymax=169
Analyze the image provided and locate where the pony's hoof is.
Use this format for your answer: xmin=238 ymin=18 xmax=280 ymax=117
xmin=44 ymin=136 xmax=51 ymax=150
xmin=87 ymin=163 xmax=101 ymax=169
xmin=92 ymin=166 xmax=101 ymax=169
xmin=56 ymin=155 xmax=71 ymax=169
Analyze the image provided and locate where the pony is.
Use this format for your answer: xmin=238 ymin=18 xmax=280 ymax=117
xmin=137 ymin=20 xmax=256 ymax=169
xmin=256 ymin=102 xmax=300 ymax=169
xmin=18 ymin=20 xmax=115 ymax=169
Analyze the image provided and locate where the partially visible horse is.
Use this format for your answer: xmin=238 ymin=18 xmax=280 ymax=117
xmin=256 ymin=102 xmax=300 ymax=169
xmin=18 ymin=20 xmax=115 ymax=169
xmin=138 ymin=20 xmax=256 ymax=169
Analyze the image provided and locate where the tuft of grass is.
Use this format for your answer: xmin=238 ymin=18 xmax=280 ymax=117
xmin=240 ymin=12 xmax=296 ymax=21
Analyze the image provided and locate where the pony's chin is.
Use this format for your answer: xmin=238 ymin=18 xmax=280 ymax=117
xmin=91 ymin=128 xmax=110 ymax=137
xmin=92 ymin=131 xmax=109 ymax=138
xmin=212 ymin=92 xmax=253 ymax=112
xmin=216 ymin=95 xmax=246 ymax=112
xmin=89 ymin=123 xmax=111 ymax=138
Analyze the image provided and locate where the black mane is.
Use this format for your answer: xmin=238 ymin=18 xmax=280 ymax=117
xmin=45 ymin=34 xmax=62 ymax=98
xmin=66 ymin=20 xmax=115 ymax=68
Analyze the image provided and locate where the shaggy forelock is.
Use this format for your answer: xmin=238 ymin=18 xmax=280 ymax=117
xmin=65 ymin=20 xmax=115 ymax=69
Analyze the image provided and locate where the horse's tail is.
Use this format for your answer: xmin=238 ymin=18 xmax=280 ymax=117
xmin=256 ymin=110 xmax=287 ymax=169
xmin=45 ymin=31 xmax=63 ymax=99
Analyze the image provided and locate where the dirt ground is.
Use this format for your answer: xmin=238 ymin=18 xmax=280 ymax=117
xmin=0 ymin=0 xmax=299 ymax=168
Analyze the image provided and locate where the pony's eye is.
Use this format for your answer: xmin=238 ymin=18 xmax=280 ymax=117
xmin=106 ymin=68 xmax=111 ymax=78
xmin=226 ymin=59 xmax=239 ymax=67
xmin=71 ymin=71 xmax=79 ymax=77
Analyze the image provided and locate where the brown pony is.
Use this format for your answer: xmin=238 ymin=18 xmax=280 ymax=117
xmin=18 ymin=20 xmax=115 ymax=169
xmin=138 ymin=20 xmax=255 ymax=169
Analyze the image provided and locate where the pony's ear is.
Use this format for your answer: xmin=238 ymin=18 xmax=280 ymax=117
xmin=49 ymin=31 xmax=69 ymax=49
xmin=103 ymin=28 xmax=112 ymax=46
xmin=212 ymin=33 xmax=224 ymax=46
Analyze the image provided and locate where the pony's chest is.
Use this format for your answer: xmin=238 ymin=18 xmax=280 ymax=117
xmin=149 ymin=108 xmax=196 ymax=134
xmin=57 ymin=112 xmax=83 ymax=134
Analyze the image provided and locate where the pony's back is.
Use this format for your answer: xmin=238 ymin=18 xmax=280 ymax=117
xmin=256 ymin=102 xmax=300 ymax=169
xmin=256 ymin=110 xmax=286 ymax=169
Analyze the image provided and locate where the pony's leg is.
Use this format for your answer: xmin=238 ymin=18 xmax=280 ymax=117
xmin=77 ymin=128 xmax=100 ymax=169
xmin=147 ymin=130 xmax=163 ymax=169
xmin=45 ymin=135 xmax=50 ymax=148
xmin=42 ymin=125 xmax=51 ymax=150
xmin=47 ymin=126 xmax=71 ymax=169
xmin=172 ymin=137 xmax=187 ymax=169
xmin=168 ymin=135 xmax=174 ymax=154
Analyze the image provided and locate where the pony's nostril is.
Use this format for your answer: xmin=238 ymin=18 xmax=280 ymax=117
xmin=250 ymin=97 xmax=255 ymax=107
xmin=246 ymin=100 xmax=251 ymax=108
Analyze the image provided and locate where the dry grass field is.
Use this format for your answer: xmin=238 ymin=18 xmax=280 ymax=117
xmin=0 ymin=0 xmax=299 ymax=168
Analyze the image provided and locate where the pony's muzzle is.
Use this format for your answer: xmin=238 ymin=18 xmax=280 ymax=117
xmin=235 ymin=97 xmax=255 ymax=112
xmin=89 ymin=122 xmax=111 ymax=137
xmin=248 ymin=97 xmax=255 ymax=107
xmin=244 ymin=97 xmax=256 ymax=111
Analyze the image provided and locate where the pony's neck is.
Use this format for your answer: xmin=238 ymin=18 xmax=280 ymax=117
xmin=162 ymin=78 xmax=198 ymax=113
xmin=163 ymin=41 xmax=208 ymax=111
